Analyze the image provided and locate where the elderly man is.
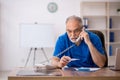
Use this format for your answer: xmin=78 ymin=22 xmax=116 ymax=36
xmin=51 ymin=15 xmax=106 ymax=68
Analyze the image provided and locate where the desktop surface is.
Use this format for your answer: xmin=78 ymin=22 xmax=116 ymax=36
xmin=8 ymin=67 xmax=120 ymax=80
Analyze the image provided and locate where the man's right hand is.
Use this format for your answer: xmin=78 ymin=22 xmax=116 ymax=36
xmin=58 ymin=56 xmax=71 ymax=68
xmin=51 ymin=56 xmax=71 ymax=68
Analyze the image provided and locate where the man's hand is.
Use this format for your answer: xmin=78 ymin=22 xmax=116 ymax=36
xmin=79 ymin=27 xmax=91 ymax=44
xmin=75 ymin=27 xmax=91 ymax=46
xmin=58 ymin=56 xmax=71 ymax=68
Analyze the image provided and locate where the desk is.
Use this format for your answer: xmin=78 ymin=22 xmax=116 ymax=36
xmin=8 ymin=67 xmax=120 ymax=80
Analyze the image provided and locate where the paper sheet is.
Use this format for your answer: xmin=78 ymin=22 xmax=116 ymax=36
xmin=75 ymin=67 xmax=101 ymax=72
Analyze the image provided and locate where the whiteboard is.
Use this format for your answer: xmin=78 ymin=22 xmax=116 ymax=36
xmin=19 ymin=23 xmax=55 ymax=48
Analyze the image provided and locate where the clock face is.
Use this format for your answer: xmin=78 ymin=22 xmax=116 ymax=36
xmin=47 ymin=2 xmax=58 ymax=13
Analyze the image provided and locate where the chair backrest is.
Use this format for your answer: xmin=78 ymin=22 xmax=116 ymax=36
xmin=89 ymin=30 xmax=108 ymax=67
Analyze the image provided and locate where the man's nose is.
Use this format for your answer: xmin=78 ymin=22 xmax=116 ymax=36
xmin=71 ymin=32 xmax=76 ymax=37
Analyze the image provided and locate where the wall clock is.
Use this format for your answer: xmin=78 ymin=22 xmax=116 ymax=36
xmin=47 ymin=2 xmax=58 ymax=13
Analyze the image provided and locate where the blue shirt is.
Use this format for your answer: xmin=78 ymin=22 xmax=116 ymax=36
xmin=53 ymin=30 xmax=105 ymax=67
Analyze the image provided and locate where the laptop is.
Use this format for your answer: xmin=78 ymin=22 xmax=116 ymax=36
xmin=109 ymin=48 xmax=120 ymax=71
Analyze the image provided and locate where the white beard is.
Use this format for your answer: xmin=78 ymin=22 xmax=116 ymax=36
xmin=69 ymin=38 xmax=77 ymax=43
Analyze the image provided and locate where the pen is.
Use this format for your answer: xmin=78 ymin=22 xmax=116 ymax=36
xmin=69 ymin=58 xmax=80 ymax=62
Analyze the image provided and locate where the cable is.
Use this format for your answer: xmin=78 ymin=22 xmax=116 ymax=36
xmin=40 ymin=44 xmax=75 ymax=63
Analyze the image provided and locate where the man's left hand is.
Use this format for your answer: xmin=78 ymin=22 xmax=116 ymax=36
xmin=79 ymin=27 xmax=91 ymax=44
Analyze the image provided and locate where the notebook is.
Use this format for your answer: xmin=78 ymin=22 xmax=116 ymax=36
xmin=109 ymin=48 xmax=120 ymax=71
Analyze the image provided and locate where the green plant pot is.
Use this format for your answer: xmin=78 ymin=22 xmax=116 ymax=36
xmin=117 ymin=9 xmax=120 ymax=15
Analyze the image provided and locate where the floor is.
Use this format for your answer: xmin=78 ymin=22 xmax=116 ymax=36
xmin=0 ymin=71 xmax=10 ymax=80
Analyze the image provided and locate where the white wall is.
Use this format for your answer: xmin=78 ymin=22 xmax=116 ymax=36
xmin=0 ymin=0 xmax=82 ymax=71
xmin=0 ymin=0 xmax=119 ymax=71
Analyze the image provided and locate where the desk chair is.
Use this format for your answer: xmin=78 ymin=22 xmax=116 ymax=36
xmin=90 ymin=30 xmax=108 ymax=67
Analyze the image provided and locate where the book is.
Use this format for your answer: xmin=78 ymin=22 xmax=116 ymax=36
xmin=109 ymin=18 xmax=112 ymax=28
xmin=109 ymin=45 xmax=113 ymax=56
xmin=110 ymin=32 xmax=114 ymax=42
xmin=83 ymin=18 xmax=88 ymax=28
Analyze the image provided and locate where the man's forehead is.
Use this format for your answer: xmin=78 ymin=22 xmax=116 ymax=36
xmin=66 ymin=20 xmax=82 ymax=26
xmin=66 ymin=26 xmax=82 ymax=31
xmin=67 ymin=19 xmax=80 ymax=23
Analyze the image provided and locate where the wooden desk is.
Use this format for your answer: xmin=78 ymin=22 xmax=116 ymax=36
xmin=8 ymin=67 xmax=120 ymax=80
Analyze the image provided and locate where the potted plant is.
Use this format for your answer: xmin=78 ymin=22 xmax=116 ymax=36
xmin=117 ymin=8 xmax=120 ymax=15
